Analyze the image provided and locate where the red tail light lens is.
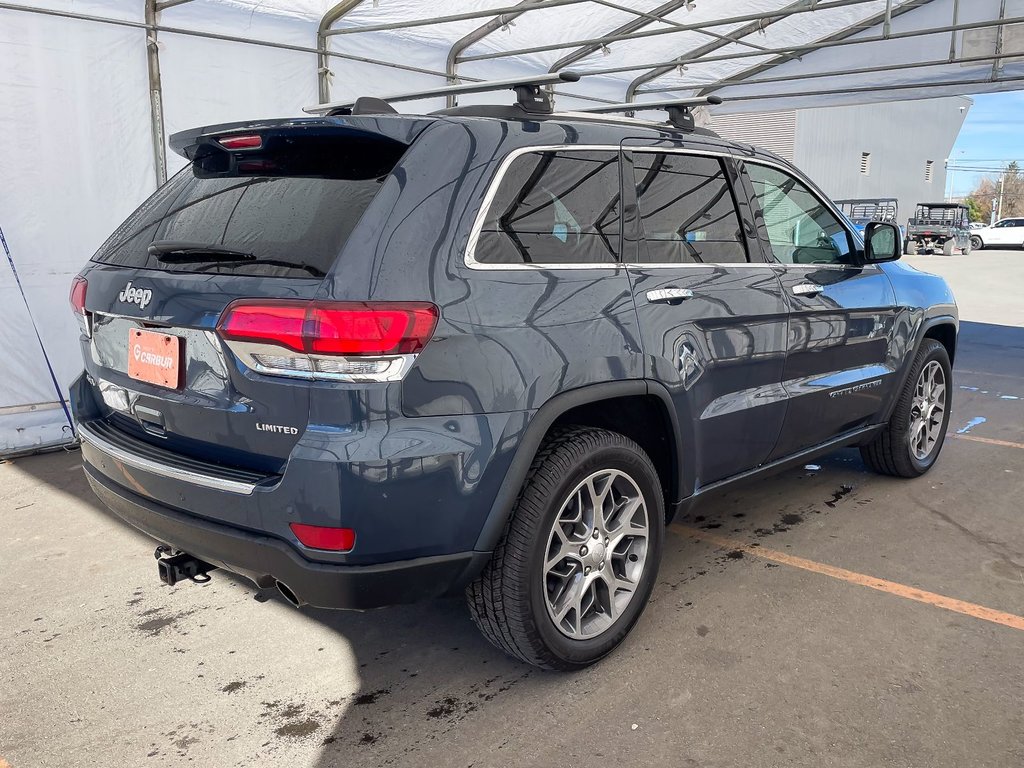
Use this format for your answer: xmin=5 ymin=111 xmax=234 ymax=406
xmin=217 ymin=302 xmax=307 ymax=352
xmin=289 ymin=523 xmax=355 ymax=552
xmin=309 ymin=304 xmax=438 ymax=355
xmin=217 ymin=134 xmax=263 ymax=150
xmin=217 ymin=301 xmax=438 ymax=356
xmin=69 ymin=276 xmax=88 ymax=316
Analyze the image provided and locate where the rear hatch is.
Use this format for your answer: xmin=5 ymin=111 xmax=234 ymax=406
xmin=75 ymin=119 xmax=418 ymax=476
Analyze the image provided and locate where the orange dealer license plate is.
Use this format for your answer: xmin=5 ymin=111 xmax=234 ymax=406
xmin=127 ymin=328 xmax=183 ymax=389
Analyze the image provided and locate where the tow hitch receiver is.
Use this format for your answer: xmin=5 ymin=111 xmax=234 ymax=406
xmin=156 ymin=547 xmax=216 ymax=586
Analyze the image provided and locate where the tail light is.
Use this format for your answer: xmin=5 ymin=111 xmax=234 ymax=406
xmin=69 ymin=276 xmax=91 ymax=337
xmin=216 ymin=300 xmax=438 ymax=382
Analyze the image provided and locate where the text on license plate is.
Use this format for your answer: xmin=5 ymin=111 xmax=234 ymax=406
xmin=127 ymin=328 xmax=182 ymax=389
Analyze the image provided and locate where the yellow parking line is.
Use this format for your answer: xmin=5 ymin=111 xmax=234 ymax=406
xmin=952 ymin=434 xmax=1024 ymax=450
xmin=674 ymin=525 xmax=1024 ymax=633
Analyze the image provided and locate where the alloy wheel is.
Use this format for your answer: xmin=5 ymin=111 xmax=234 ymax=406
xmin=542 ymin=469 xmax=650 ymax=640
xmin=909 ymin=360 xmax=946 ymax=461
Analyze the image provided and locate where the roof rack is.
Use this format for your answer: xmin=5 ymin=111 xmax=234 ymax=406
xmin=577 ymin=95 xmax=723 ymax=131
xmin=305 ymin=71 xmax=582 ymax=117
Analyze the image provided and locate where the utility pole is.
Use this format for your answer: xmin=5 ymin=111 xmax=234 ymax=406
xmin=998 ymin=173 xmax=1005 ymax=221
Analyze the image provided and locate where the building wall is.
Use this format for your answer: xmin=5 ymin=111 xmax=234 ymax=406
xmin=710 ymin=96 xmax=972 ymax=228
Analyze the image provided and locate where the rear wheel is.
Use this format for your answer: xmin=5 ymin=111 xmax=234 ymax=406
xmin=905 ymin=239 xmax=919 ymax=255
xmin=467 ymin=426 xmax=664 ymax=670
xmin=970 ymin=235 xmax=983 ymax=251
xmin=861 ymin=339 xmax=951 ymax=478
xmin=942 ymin=239 xmax=956 ymax=256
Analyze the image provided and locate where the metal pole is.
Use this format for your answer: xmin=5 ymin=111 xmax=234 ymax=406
xmin=457 ymin=0 xmax=881 ymax=63
xmin=317 ymin=0 xmax=365 ymax=104
xmin=998 ymin=174 xmax=1005 ymax=219
xmin=446 ymin=0 xmax=547 ymax=108
xmin=625 ymin=0 xmax=810 ymax=102
xmin=325 ymin=0 xmax=596 ymax=36
xmin=693 ymin=0 xmax=929 ymax=97
xmin=949 ymin=0 xmax=960 ymax=60
xmin=549 ymin=0 xmax=689 ymax=74
xmin=717 ymin=73 xmax=1024 ymax=104
xmin=645 ymin=51 xmax=1017 ymax=92
xmin=992 ymin=0 xmax=1008 ymax=79
xmin=643 ymin=13 xmax=1024 ymax=95
xmin=143 ymin=0 xmax=171 ymax=186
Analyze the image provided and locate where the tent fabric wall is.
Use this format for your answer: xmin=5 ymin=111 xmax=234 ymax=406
xmin=1 ymin=0 xmax=1020 ymax=454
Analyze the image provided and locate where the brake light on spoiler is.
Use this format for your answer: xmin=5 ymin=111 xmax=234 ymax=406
xmin=216 ymin=300 xmax=438 ymax=383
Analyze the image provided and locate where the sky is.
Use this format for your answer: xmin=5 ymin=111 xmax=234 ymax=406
xmin=947 ymin=90 xmax=1024 ymax=199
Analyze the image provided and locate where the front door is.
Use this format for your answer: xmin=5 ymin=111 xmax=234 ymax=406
xmin=989 ymin=218 xmax=1024 ymax=247
xmin=623 ymin=148 xmax=790 ymax=490
xmin=739 ymin=162 xmax=901 ymax=460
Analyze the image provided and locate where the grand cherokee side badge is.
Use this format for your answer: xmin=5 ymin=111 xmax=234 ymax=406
xmin=118 ymin=281 xmax=153 ymax=309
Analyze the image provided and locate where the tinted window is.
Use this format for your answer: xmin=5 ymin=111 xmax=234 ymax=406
xmin=747 ymin=163 xmax=854 ymax=265
xmin=476 ymin=150 xmax=621 ymax=264
xmin=92 ymin=133 xmax=406 ymax=278
xmin=633 ymin=153 xmax=747 ymax=264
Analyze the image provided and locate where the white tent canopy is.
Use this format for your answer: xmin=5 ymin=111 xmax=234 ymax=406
xmin=1 ymin=0 xmax=1021 ymax=453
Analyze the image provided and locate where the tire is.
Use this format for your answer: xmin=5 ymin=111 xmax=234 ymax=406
xmin=970 ymin=235 xmax=983 ymax=251
xmin=467 ymin=426 xmax=664 ymax=670
xmin=860 ymin=339 xmax=952 ymax=478
xmin=905 ymin=239 xmax=919 ymax=256
xmin=942 ymin=239 xmax=956 ymax=256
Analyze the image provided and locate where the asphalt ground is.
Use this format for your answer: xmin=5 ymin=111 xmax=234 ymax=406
xmin=2 ymin=249 xmax=1022 ymax=768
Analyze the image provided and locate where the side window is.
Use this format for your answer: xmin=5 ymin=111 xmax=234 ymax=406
xmin=746 ymin=163 xmax=855 ymax=266
xmin=632 ymin=153 xmax=748 ymax=264
xmin=475 ymin=150 xmax=621 ymax=265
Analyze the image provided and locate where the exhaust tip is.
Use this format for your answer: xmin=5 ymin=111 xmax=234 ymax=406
xmin=275 ymin=580 xmax=303 ymax=608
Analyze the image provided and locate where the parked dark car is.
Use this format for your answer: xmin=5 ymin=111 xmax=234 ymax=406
xmin=70 ymin=98 xmax=958 ymax=670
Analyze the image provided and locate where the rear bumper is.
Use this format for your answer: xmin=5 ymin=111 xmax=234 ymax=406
xmin=86 ymin=466 xmax=489 ymax=610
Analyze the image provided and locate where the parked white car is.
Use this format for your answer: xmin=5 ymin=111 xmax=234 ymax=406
xmin=969 ymin=217 xmax=1024 ymax=250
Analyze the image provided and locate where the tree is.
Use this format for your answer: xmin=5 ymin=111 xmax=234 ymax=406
xmin=965 ymin=196 xmax=984 ymax=223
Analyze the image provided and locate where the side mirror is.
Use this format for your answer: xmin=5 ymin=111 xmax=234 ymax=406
xmin=863 ymin=221 xmax=901 ymax=263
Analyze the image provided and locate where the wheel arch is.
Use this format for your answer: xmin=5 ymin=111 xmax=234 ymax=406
xmin=474 ymin=381 xmax=688 ymax=552
xmin=880 ymin=315 xmax=958 ymax=424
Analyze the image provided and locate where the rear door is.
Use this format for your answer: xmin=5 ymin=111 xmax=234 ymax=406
xmin=739 ymin=161 xmax=900 ymax=459
xmin=623 ymin=147 xmax=790 ymax=488
xmin=78 ymin=124 xmax=411 ymax=477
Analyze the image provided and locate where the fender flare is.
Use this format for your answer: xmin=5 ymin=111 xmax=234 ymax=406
xmin=473 ymin=380 xmax=685 ymax=553
xmin=879 ymin=313 xmax=958 ymax=424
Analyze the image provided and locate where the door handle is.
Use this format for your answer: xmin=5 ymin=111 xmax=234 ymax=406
xmin=792 ymin=282 xmax=825 ymax=297
xmin=646 ymin=288 xmax=694 ymax=303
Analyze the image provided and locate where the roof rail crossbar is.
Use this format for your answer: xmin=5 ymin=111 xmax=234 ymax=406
xmin=577 ymin=95 xmax=722 ymax=130
xmin=305 ymin=71 xmax=582 ymax=116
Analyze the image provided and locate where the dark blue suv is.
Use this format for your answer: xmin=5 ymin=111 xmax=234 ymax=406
xmin=70 ymin=102 xmax=957 ymax=670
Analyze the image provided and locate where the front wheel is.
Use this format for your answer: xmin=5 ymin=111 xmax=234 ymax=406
xmin=467 ymin=426 xmax=664 ymax=670
xmin=861 ymin=339 xmax=952 ymax=477
xmin=970 ymin=235 xmax=983 ymax=251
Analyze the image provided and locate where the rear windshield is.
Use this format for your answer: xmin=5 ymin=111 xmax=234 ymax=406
xmin=92 ymin=133 xmax=407 ymax=278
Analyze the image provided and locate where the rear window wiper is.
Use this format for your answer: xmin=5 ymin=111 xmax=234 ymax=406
xmin=148 ymin=240 xmax=255 ymax=263
xmin=189 ymin=257 xmax=327 ymax=278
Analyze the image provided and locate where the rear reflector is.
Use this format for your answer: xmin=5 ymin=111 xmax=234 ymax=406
xmin=289 ymin=523 xmax=355 ymax=552
xmin=217 ymin=301 xmax=438 ymax=356
xmin=217 ymin=134 xmax=263 ymax=150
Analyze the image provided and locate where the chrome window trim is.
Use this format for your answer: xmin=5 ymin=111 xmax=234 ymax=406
xmin=463 ymin=144 xmax=875 ymax=272
xmin=78 ymin=421 xmax=258 ymax=496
